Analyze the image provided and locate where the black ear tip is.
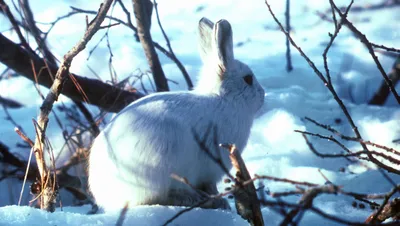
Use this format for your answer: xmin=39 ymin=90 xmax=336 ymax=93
xmin=216 ymin=19 xmax=229 ymax=25
xmin=215 ymin=19 xmax=232 ymax=34
xmin=199 ymin=17 xmax=214 ymax=28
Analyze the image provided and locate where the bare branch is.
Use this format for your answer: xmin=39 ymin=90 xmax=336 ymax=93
xmin=115 ymin=202 xmax=129 ymax=226
xmin=338 ymin=0 xmax=400 ymax=13
xmin=367 ymin=185 xmax=400 ymax=224
xmin=367 ymin=198 xmax=400 ymax=223
xmin=280 ymin=185 xmax=339 ymax=225
xmin=285 ymin=0 xmax=293 ymax=72
xmin=0 ymin=33 xmax=144 ymax=112
xmin=153 ymin=0 xmax=193 ymax=90
xmin=331 ymin=1 xmax=400 ymax=105
xmin=0 ymin=142 xmax=25 ymax=168
xmin=265 ymin=0 xmax=400 ymax=175
xmin=161 ymin=199 xmax=210 ymax=226
xmin=69 ymin=5 xmax=188 ymax=88
xmin=300 ymin=133 xmax=400 ymax=167
xmin=369 ymin=56 xmax=400 ymax=105
xmin=303 ymin=117 xmax=400 ymax=156
xmin=295 ymin=130 xmax=355 ymax=156
xmin=323 ymin=0 xmax=353 ymax=85
xmin=254 ymin=174 xmax=319 ymax=187
xmin=31 ymin=0 xmax=114 ymax=212
xmin=15 ymin=127 xmax=34 ymax=147
xmin=223 ymin=144 xmax=264 ymax=226
xmin=192 ymin=126 xmax=235 ymax=182
xmin=372 ymin=44 xmax=400 ymax=53
xmin=0 ymin=0 xmax=31 ymax=51
xmin=0 ymin=96 xmax=24 ymax=108
xmin=19 ymin=0 xmax=57 ymax=66
xmin=132 ymin=0 xmax=169 ymax=92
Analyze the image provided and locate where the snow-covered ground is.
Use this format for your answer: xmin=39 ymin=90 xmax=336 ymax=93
xmin=0 ymin=0 xmax=399 ymax=225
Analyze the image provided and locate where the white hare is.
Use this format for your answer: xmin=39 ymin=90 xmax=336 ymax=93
xmin=88 ymin=17 xmax=265 ymax=211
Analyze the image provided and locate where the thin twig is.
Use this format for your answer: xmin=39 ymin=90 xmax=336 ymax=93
xmin=329 ymin=2 xmax=337 ymax=30
xmin=0 ymin=33 xmax=144 ymax=112
xmin=162 ymin=199 xmax=210 ymax=226
xmin=14 ymin=127 xmax=35 ymax=206
xmin=73 ymin=100 xmax=100 ymax=136
xmin=369 ymin=56 xmax=400 ymax=105
xmin=371 ymin=43 xmax=400 ymax=53
xmin=0 ymin=96 xmax=24 ymax=108
xmin=31 ymin=0 xmax=114 ymax=212
xmin=323 ymin=0 xmax=353 ymax=85
xmin=265 ymin=0 xmax=400 ymax=174
xmin=331 ymin=1 xmax=400 ymax=104
xmin=115 ymin=202 xmax=129 ymax=226
xmin=132 ymin=0 xmax=169 ymax=92
xmin=19 ymin=0 xmax=57 ymax=67
xmin=192 ymin=126 xmax=235 ymax=182
xmin=0 ymin=0 xmax=31 ymax=51
xmin=70 ymin=5 xmax=189 ymax=90
xmin=224 ymin=144 xmax=264 ymax=226
xmin=337 ymin=0 xmax=400 ymax=13
xmin=15 ymin=127 xmax=34 ymax=147
xmin=303 ymin=117 xmax=400 ymax=156
xmin=284 ymin=0 xmax=293 ymax=72
xmin=368 ymin=185 xmax=400 ymax=224
xmin=296 ymin=129 xmax=355 ymax=155
xmin=254 ymin=174 xmax=319 ymax=187
xmin=153 ymin=0 xmax=193 ymax=90
xmin=301 ymin=133 xmax=400 ymax=166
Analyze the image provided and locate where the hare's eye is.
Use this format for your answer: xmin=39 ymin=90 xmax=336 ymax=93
xmin=243 ymin=75 xmax=253 ymax=86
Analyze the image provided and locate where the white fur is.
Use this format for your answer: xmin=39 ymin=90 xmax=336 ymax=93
xmin=88 ymin=18 xmax=265 ymax=211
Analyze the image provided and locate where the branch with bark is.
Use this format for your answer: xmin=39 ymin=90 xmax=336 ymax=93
xmin=69 ymin=2 xmax=193 ymax=90
xmin=0 ymin=0 xmax=31 ymax=51
xmin=370 ymin=56 xmax=400 ymax=105
xmin=285 ymin=0 xmax=292 ymax=72
xmin=366 ymin=198 xmax=400 ymax=224
xmin=265 ymin=0 xmax=400 ymax=176
xmin=223 ymin=144 xmax=264 ymax=226
xmin=0 ymin=141 xmax=86 ymax=200
xmin=162 ymin=136 xmax=400 ymax=225
xmin=0 ymin=96 xmax=23 ymax=109
xmin=330 ymin=1 xmax=400 ymax=105
xmin=153 ymin=0 xmax=193 ymax=89
xmin=0 ymin=33 xmax=143 ymax=113
xmin=19 ymin=0 xmax=57 ymax=66
xmin=29 ymin=0 xmax=114 ymax=212
xmin=132 ymin=0 xmax=169 ymax=92
xmin=163 ymin=142 xmax=264 ymax=226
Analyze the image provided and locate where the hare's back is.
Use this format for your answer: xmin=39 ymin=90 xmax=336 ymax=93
xmin=102 ymin=92 xmax=216 ymax=150
xmin=113 ymin=91 xmax=250 ymax=149
xmin=116 ymin=92 xmax=216 ymax=125
xmin=97 ymin=92 xmax=216 ymax=173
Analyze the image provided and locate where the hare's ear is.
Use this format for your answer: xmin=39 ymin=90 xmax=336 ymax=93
xmin=198 ymin=17 xmax=214 ymax=62
xmin=213 ymin=19 xmax=234 ymax=74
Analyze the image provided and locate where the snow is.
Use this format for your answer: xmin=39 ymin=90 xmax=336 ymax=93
xmin=0 ymin=0 xmax=399 ymax=225
xmin=0 ymin=205 xmax=248 ymax=226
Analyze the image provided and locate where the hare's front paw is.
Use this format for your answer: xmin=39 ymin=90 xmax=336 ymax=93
xmin=201 ymin=197 xmax=231 ymax=210
xmin=197 ymin=182 xmax=231 ymax=210
xmin=165 ymin=189 xmax=197 ymax=206
xmin=166 ymin=188 xmax=231 ymax=210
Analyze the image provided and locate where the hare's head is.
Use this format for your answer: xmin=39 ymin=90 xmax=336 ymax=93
xmin=196 ymin=17 xmax=265 ymax=112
